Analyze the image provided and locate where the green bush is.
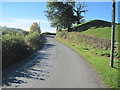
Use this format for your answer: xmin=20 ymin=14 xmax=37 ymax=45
xmin=2 ymin=34 xmax=28 ymax=68
xmin=25 ymin=32 xmax=43 ymax=50
xmin=2 ymin=31 xmax=43 ymax=69
xmin=42 ymin=32 xmax=56 ymax=35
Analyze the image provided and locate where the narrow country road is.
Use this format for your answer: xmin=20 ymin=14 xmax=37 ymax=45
xmin=2 ymin=35 xmax=107 ymax=88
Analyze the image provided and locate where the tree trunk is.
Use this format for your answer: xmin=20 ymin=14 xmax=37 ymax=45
xmin=68 ymin=27 xmax=71 ymax=32
xmin=77 ymin=19 xmax=80 ymax=24
xmin=68 ymin=22 xmax=71 ymax=32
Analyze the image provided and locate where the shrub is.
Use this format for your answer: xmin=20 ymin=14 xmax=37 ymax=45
xmin=24 ymin=32 xmax=43 ymax=50
xmin=2 ymin=31 xmax=43 ymax=69
xmin=42 ymin=32 xmax=56 ymax=35
xmin=2 ymin=34 xmax=29 ymax=68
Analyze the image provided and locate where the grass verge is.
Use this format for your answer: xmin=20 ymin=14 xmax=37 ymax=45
xmin=55 ymin=37 xmax=120 ymax=88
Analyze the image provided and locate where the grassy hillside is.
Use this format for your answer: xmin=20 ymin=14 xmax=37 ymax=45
xmin=81 ymin=25 xmax=119 ymax=42
xmin=62 ymin=20 xmax=119 ymax=42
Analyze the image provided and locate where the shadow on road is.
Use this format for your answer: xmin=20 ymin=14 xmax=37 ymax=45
xmin=42 ymin=35 xmax=55 ymax=44
xmin=2 ymin=36 xmax=56 ymax=87
xmin=2 ymin=56 xmax=48 ymax=87
xmin=47 ymin=44 xmax=56 ymax=49
xmin=45 ymin=35 xmax=55 ymax=38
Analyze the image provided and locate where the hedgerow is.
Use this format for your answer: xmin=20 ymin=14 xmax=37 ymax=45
xmin=56 ymin=31 xmax=119 ymax=58
xmin=2 ymin=30 xmax=43 ymax=69
xmin=57 ymin=31 xmax=111 ymax=50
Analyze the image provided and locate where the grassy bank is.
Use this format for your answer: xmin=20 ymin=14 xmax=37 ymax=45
xmin=55 ymin=37 xmax=119 ymax=88
xmin=81 ymin=25 xmax=119 ymax=42
xmin=62 ymin=20 xmax=119 ymax=42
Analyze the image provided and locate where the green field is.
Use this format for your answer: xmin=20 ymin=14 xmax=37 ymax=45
xmin=62 ymin=20 xmax=120 ymax=42
xmin=82 ymin=25 xmax=119 ymax=42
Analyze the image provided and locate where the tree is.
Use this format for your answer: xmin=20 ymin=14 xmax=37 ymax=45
xmin=44 ymin=1 xmax=75 ymax=32
xmin=73 ymin=2 xmax=88 ymax=24
xmin=30 ymin=22 xmax=41 ymax=34
xmin=44 ymin=1 xmax=88 ymax=31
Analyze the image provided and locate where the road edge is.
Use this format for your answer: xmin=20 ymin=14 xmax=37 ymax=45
xmin=54 ymin=37 xmax=109 ymax=88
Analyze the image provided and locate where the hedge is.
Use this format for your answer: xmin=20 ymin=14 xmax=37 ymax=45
xmin=56 ymin=31 xmax=111 ymax=50
xmin=2 ymin=31 xmax=43 ymax=69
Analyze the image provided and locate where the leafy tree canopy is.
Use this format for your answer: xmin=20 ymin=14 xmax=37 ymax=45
xmin=44 ymin=0 xmax=88 ymax=31
xmin=30 ymin=22 xmax=41 ymax=34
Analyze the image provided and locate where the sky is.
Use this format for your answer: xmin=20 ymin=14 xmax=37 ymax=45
xmin=0 ymin=1 xmax=119 ymax=33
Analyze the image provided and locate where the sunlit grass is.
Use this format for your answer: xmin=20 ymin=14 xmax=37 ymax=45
xmin=82 ymin=25 xmax=119 ymax=42
xmin=62 ymin=20 xmax=119 ymax=42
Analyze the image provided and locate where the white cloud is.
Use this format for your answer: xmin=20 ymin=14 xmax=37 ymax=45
xmin=5 ymin=17 xmax=49 ymax=23
xmin=0 ymin=17 xmax=52 ymax=32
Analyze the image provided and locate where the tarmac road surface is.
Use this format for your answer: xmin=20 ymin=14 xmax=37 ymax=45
xmin=2 ymin=35 xmax=107 ymax=88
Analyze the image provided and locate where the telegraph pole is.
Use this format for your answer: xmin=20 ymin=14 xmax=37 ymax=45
xmin=110 ymin=0 xmax=115 ymax=68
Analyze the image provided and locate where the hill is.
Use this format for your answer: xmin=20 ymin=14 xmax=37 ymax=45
xmin=0 ymin=26 xmax=23 ymax=31
xmin=62 ymin=20 xmax=119 ymax=42
xmin=81 ymin=24 xmax=119 ymax=42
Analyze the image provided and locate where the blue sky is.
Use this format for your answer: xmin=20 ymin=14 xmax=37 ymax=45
xmin=0 ymin=1 xmax=119 ymax=33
